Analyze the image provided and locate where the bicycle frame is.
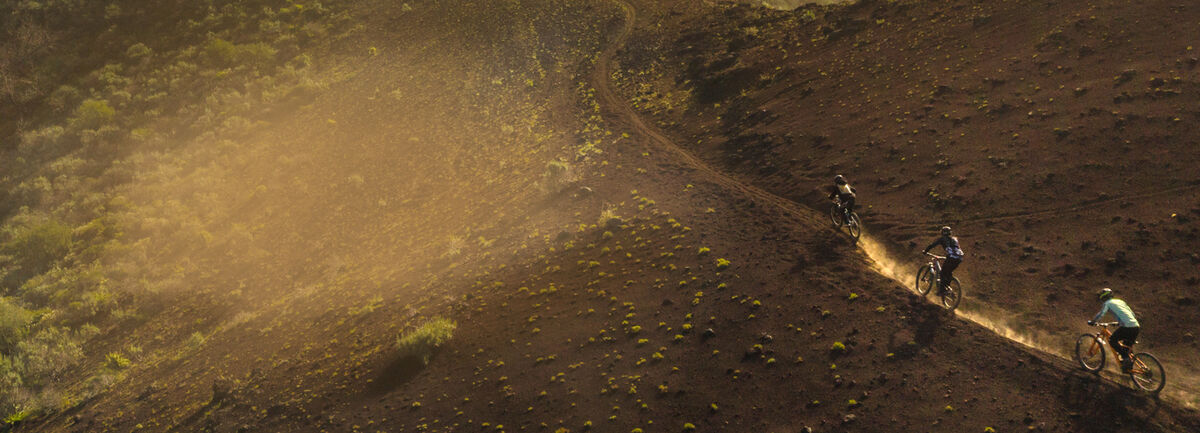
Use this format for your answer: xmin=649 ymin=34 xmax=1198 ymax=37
xmin=831 ymin=197 xmax=849 ymax=219
xmin=1085 ymin=324 xmax=1152 ymax=375
xmin=925 ymin=254 xmax=944 ymax=279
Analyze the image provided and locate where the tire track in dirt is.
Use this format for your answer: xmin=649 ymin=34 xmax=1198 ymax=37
xmin=592 ymin=0 xmax=1199 ymax=410
xmin=592 ymin=1 xmax=826 ymax=231
xmin=871 ymin=180 xmax=1200 ymax=228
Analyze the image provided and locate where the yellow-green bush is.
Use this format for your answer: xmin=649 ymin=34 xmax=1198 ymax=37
xmin=397 ymin=317 xmax=457 ymax=365
xmin=0 ymin=218 xmax=73 ymax=286
xmin=0 ymin=299 xmax=33 ymax=350
xmin=69 ymin=99 xmax=116 ymax=131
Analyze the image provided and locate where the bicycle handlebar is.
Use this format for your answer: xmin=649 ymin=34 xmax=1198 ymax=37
xmin=1090 ymin=322 xmax=1120 ymax=327
xmin=925 ymin=252 xmax=945 ymax=259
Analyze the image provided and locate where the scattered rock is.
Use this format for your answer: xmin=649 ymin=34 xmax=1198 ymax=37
xmin=1115 ymin=69 xmax=1137 ymax=85
xmin=211 ymin=378 xmax=233 ymax=404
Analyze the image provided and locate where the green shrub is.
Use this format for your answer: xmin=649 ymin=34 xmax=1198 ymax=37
xmin=541 ymin=160 xmax=574 ymax=194
xmin=17 ymin=263 xmax=106 ymax=313
xmin=598 ymin=206 xmax=622 ymax=229
xmin=1 ymin=218 xmax=74 ymax=286
xmin=0 ymin=299 xmax=33 ymax=350
xmin=185 ymin=332 xmax=206 ymax=350
xmin=47 ymin=86 xmax=81 ymax=113
xmin=70 ymin=99 xmax=115 ymax=130
xmin=205 ymin=38 xmax=277 ymax=70
xmin=17 ymin=126 xmax=66 ymax=158
xmin=396 ymin=317 xmax=456 ymax=365
xmin=235 ymin=42 xmax=278 ymax=70
xmin=125 ymin=43 xmax=152 ymax=59
xmin=16 ymin=327 xmax=83 ymax=387
xmin=103 ymin=352 xmax=130 ymax=370
xmin=2 ymin=408 xmax=32 ymax=425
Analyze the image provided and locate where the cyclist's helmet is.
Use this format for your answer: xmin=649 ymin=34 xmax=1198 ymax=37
xmin=834 ymin=175 xmax=846 ymax=185
xmin=940 ymin=226 xmax=952 ymax=236
xmin=1097 ymin=288 xmax=1114 ymax=301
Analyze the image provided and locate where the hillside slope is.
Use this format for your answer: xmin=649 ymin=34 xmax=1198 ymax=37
xmin=6 ymin=0 xmax=1200 ymax=432
xmin=611 ymin=0 xmax=1200 ymax=406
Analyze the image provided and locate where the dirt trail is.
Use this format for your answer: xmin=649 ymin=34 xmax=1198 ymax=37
xmin=595 ymin=0 xmax=1199 ymax=409
xmin=871 ymin=180 xmax=1200 ymax=228
xmin=593 ymin=1 xmax=824 ymax=230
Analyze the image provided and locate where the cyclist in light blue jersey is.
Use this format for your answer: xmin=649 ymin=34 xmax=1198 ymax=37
xmin=1088 ymin=288 xmax=1141 ymax=372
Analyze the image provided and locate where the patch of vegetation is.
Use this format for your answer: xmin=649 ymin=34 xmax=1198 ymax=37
xmin=397 ymin=317 xmax=457 ymax=365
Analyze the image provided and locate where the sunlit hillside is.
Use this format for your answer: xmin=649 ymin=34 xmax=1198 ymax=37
xmin=0 ymin=0 xmax=1197 ymax=432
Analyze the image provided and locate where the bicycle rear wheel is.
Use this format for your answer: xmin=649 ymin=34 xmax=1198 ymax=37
xmin=829 ymin=204 xmax=842 ymax=227
xmin=847 ymin=213 xmax=862 ymax=240
xmin=1128 ymin=353 xmax=1166 ymax=394
xmin=940 ymin=278 xmax=962 ymax=310
xmin=915 ymin=266 xmax=934 ymax=296
xmin=1074 ymin=334 xmax=1105 ymax=372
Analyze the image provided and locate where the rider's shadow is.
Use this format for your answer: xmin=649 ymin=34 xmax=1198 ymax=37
xmin=1060 ymin=370 xmax=1163 ymax=431
xmin=886 ymin=303 xmax=944 ymax=359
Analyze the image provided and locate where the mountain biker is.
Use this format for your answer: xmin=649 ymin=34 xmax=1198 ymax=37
xmin=1088 ymin=288 xmax=1141 ymax=372
xmin=827 ymin=175 xmax=857 ymax=222
xmin=921 ymin=226 xmax=963 ymax=295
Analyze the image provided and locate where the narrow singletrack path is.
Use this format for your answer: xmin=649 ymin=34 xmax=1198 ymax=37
xmin=591 ymin=1 xmax=824 ymax=230
xmin=590 ymin=0 xmax=1196 ymax=405
xmin=871 ymin=180 xmax=1200 ymax=228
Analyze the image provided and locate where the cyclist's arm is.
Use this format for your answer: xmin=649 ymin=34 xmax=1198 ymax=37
xmin=1092 ymin=303 xmax=1111 ymax=323
xmin=922 ymin=238 xmax=942 ymax=254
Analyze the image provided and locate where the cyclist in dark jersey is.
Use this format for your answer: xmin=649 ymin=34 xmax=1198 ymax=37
xmin=828 ymin=175 xmax=857 ymax=223
xmin=922 ymin=226 xmax=964 ymax=295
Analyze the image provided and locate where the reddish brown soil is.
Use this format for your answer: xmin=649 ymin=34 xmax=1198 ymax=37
xmin=19 ymin=0 xmax=1200 ymax=432
xmin=613 ymin=0 xmax=1200 ymax=404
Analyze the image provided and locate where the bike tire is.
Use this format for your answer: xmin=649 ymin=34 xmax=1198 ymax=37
xmin=915 ymin=266 xmax=934 ymax=297
xmin=940 ymin=277 xmax=963 ymax=310
xmin=847 ymin=213 xmax=862 ymax=240
xmin=1128 ymin=352 xmax=1166 ymax=394
xmin=1074 ymin=334 xmax=1105 ymax=372
xmin=829 ymin=204 xmax=842 ymax=227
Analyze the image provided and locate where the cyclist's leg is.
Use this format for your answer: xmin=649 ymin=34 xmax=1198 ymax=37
xmin=939 ymin=258 xmax=961 ymax=291
xmin=1110 ymin=327 xmax=1139 ymax=368
xmin=1115 ymin=327 xmax=1139 ymax=354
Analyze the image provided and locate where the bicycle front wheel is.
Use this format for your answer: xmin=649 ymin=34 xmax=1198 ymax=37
xmin=915 ymin=266 xmax=934 ymax=296
xmin=847 ymin=213 xmax=862 ymax=240
xmin=1074 ymin=334 xmax=1105 ymax=372
xmin=829 ymin=204 xmax=842 ymax=227
xmin=1129 ymin=353 xmax=1166 ymax=394
xmin=940 ymin=277 xmax=962 ymax=310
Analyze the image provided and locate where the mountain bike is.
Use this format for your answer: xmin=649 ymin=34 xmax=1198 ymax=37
xmin=1075 ymin=322 xmax=1166 ymax=394
xmin=914 ymin=252 xmax=962 ymax=310
xmin=829 ymin=197 xmax=862 ymax=240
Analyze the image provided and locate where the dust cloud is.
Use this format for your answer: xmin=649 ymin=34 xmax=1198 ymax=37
xmin=858 ymin=231 xmax=1199 ymax=408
